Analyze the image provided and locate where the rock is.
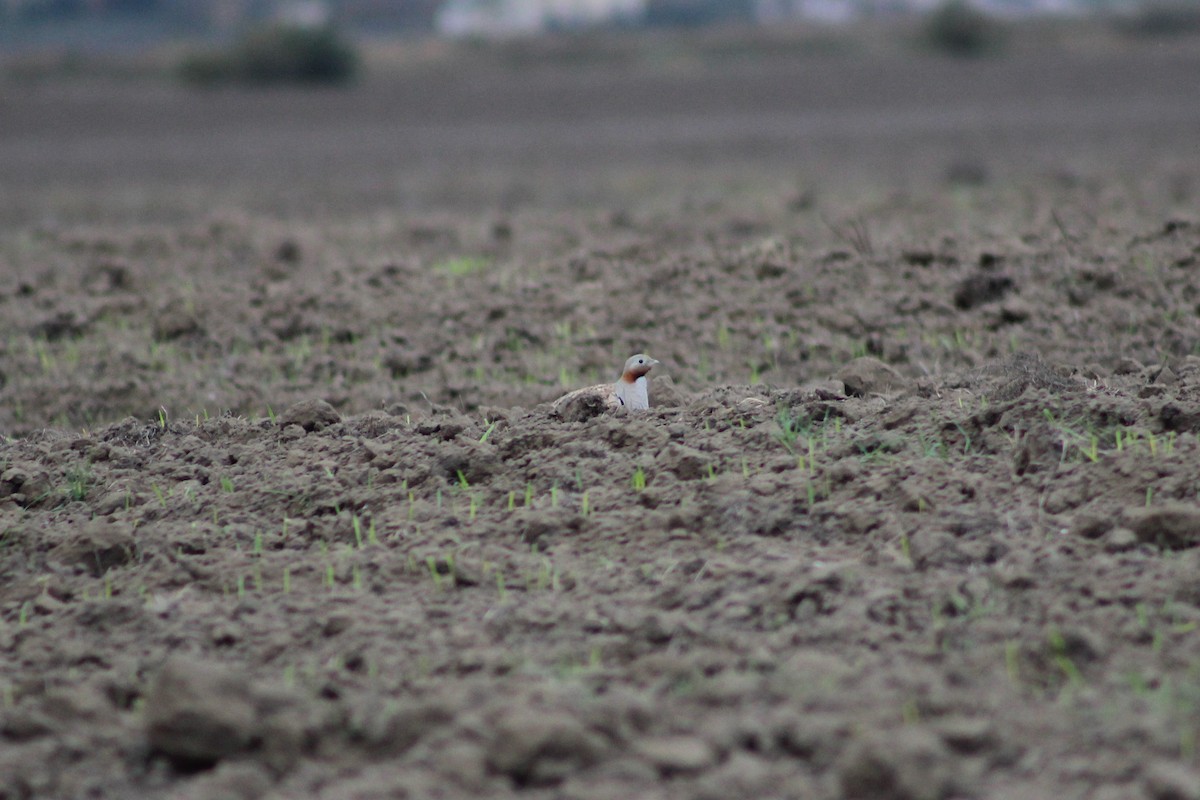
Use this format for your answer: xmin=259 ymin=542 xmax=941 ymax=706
xmin=838 ymin=728 xmax=959 ymax=800
xmin=279 ymin=399 xmax=341 ymax=432
xmin=635 ymin=735 xmax=717 ymax=775
xmin=1103 ymin=527 xmax=1139 ymax=553
xmin=485 ymin=709 xmax=606 ymax=786
xmin=1125 ymin=505 xmax=1200 ymax=549
xmin=835 ymin=358 xmax=912 ymax=397
xmin=144 ymin=657 xmax=258 ymax=768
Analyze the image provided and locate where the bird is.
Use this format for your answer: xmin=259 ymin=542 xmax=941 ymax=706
xmin=551 ymin=354 xmax=661 ymax=421
xmin=613 ymin=353 xmax=659 ymax=410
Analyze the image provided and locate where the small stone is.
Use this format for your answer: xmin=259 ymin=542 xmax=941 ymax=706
xmin=279 ymin=399 xmax=340 ymax=432
xmin=634 ymin=735 xmax=716 ymax=775
xmin=1103 ymin=527 xmax=1139 ymax=553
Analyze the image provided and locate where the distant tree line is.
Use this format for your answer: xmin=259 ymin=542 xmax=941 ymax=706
xmin=3 ymin=0 xmax=442 ymax=32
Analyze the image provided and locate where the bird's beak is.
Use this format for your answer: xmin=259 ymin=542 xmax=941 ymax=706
xmin=649 ymin=358 xmax=661 ymax=367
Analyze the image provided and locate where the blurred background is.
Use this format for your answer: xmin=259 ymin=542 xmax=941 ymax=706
xmin=2 ymin=0 xmax=1199 ymax=226
xmin=1 ymin=0 xmax=1196 ymax=49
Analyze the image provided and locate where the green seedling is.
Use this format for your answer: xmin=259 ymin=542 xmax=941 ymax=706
xmin=65 ymin=465 xmax=91 ymax=502
xmin=353 ymin=515 xmax=364 ymax=549
xmin=480 ymin=419 xmax=498 ymax=442
xmin=631 ymin=467 xmax=646 ymax=492
xmin=524 ymin=483 xmax=534 ymax=508
xmin=775 ymin=408 xmax=804 ymax=455
xmin=1047 ymin=628 xmax=1084 ymax=688
xmin=581 ymin=491 xmax=590 ymax=517
xmin=717 ymin=323 xmax=731 ymax=350
xmin=220 ymin=475 xmax=235 ymax=493
xmin=325 ymin=564 xmax=335 ymax=590
xmin=1004 ymin=641 xmax=1021 ymax=685
xmin=435 ymin=256 xmax=490 ymax=277
xmin=426 ymin=556 xmax=444 ymax=591
xmin=507 ymin=491 xmax=516 ymax=511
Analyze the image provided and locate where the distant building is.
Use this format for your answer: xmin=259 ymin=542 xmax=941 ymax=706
xmin=437 ymin=0 xmax=646 ymax=37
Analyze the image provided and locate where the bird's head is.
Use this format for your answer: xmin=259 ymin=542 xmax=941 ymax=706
xmin=620 ymin=353 xmax=660 ymax=382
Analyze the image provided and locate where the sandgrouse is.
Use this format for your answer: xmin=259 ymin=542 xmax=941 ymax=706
xmin=552 ymin=354 xmax=660 ymax=422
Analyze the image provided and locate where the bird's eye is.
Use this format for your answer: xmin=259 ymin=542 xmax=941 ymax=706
xmin=637 ymin=358 xmax=644 ymax=364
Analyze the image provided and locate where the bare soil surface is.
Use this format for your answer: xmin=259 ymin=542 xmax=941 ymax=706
xmin=2 ymin=25 xmax=1200 ymax=800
